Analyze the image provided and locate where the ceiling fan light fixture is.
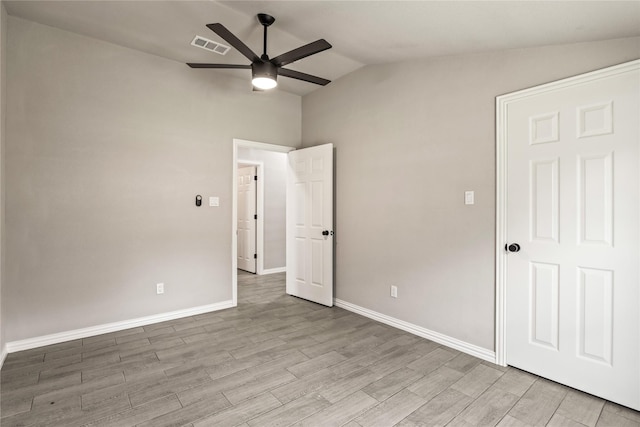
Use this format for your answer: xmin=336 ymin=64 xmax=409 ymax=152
xmin=252 ymin=76 xmax=277 ymax=90
xmin=251 ymin=61 xmax=278 ymax=90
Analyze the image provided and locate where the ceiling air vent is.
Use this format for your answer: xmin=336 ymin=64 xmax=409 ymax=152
xmin=190 ymin=35 xmax=230 ymax=55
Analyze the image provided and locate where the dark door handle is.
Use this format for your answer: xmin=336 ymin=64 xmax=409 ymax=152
xmin=322 ymin=230 xmax=334 ymax=236
xmin=505 ymin=243 xmax=521 ymax=253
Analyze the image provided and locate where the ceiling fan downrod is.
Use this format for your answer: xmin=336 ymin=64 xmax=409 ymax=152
xmin=257 ymin=13 xmax=275 ymax=60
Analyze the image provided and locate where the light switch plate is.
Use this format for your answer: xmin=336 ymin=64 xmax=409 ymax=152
xmin=465 ymin=191 xmax=475 ymax=205
xmin=209 ymin=197 xmax=219 ymax=207
xmin=390 ymin=285 xmax=398 ymax=298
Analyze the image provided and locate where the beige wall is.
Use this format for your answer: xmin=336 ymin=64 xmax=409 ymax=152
xmin=237 ymin=147 xmax=287 ymax=271
xmin=4 ymin=11 xmax=639 ymax=355
xmin=302 ymin=37 xmax=640 ymax=351
xmin=5 ymin=17 xmax=301 ymax=342
xmin=0 ymin=3 xmax=7 ymax=357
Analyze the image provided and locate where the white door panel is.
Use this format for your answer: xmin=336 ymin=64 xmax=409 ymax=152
xmin=237 ymin=166 xmax=256 ymax=273
xmin=500 ymin=60 xmax=639 ymax=410
xmin=286 ymin=144 xmax=333 ymax=306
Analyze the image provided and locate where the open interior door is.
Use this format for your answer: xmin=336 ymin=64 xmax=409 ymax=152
xmin=286 ymin=143 xmax=333 ymax=306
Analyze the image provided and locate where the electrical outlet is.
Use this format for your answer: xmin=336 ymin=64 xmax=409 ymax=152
xmin=390 ymin=285 xmax=398 ymax=298
xmin=156 ymin=283 xmax=164 ymax=295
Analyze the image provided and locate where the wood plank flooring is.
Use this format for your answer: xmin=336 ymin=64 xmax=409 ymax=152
xmin=1 ymin=271 xmax=639 ymax=426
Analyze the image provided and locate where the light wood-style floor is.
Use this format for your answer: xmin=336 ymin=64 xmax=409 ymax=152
xmin=1 ymin=271 xmax=639 ymax=426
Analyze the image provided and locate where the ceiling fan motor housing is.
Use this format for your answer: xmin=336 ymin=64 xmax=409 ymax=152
xmin=252 ymin=61 xmax=278 ymax=81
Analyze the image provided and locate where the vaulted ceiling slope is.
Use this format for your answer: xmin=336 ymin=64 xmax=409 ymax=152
xmin=4 ymin=1 xmax=640 ymax=96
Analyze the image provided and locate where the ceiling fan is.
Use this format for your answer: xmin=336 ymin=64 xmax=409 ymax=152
xmin=187 ymin=13 xmax=332 ymax=90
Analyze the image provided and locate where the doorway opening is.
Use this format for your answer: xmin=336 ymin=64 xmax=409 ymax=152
xmin=231 ymin=139 xmax=294 ymax=306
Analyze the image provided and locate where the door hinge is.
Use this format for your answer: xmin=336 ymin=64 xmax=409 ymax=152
xmin=254 ymin=254 xmax=257 ymax=259
xmin=254 ymin=175 xmax=258 ymax=181
xmin=254 ymin=214 xmax=258 ymax=220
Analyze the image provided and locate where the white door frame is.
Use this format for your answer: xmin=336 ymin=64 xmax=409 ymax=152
xmin=494 ymin=60 xmax=640 ymax=367
xmin=237 ymin=161 xmax=263 ymax=274
xmin=232 ymin=138 xmax=295 ymax=306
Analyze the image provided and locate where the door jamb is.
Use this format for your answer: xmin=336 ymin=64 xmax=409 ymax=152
xmin=232 ymin=138 xmax=295 ymax=306
xmin=495 ymin=91 xmax=510 ymax=367
xmin=494 ymin=59 xmax=640 ymax=368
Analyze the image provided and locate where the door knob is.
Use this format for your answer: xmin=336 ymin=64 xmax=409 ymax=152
xmin=505 ymin=243 xmax=521 ymax=253
xmin=322 ymin=230 xmax=334 ymax=236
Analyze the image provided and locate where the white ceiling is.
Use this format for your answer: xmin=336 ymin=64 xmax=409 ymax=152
xmin=4 ymin=1 xmax=640 ymax=96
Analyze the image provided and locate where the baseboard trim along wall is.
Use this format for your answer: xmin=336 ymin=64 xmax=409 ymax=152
xmin=261 ymin=267 xmax=286 ymax=275
xmin=5 ymin=300 xmax=235 ymax=354
xmin=334 ymin=298 xmax=497 ymax=364
xmin=1 ymin=346 xmax=8 ymax=369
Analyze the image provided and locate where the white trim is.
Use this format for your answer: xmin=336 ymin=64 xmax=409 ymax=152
xmin=495 ymin=81 xmax=509 ymax=367
xmin=495 ymin=59 xmax=640 ymax=368
xmin=232 ymin=138 xmax=296 ymax=306
xmin=1 ymin=345 xmax=7 ymax=369
xmin=237 ymin=160 xmax=264 ymax=274
xmin=5 ymin=301 xmax=233 ymax=353
xmin=261 ymin=267 xmax=286 ymax=275
xmin=233 ymin=139 xmax=295 ymax=153
xmin=335 ymin=298 xmax=496 ymax=363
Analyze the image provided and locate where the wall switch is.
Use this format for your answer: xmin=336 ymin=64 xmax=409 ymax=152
xmin=156 ymin=283 xmax=164 ymax=295
xmin=209 ymin=196 xmax=219 ymax=207
xmin=465 ymin=191 xmax=475 ymax=205
xmin=390 ymin=285 xmax=398 ymax=298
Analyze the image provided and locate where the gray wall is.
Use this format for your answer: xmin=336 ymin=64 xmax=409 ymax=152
xmin=5 ymin=17 xmax=301 ymax=342
xmin=302 ymin=37 xmax=640 ymax=351
xmin=0 ymin=3 xmax=7 ymax=356
xmin=237 ymin=147 xmax=287 ymax=271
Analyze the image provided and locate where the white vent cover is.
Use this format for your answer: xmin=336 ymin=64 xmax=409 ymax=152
xmin=191 ymin=35 xmax=230 ymax=55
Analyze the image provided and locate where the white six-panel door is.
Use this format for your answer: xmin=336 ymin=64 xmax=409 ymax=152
xmin=286 ymin=144 xmax=334 ymax=306
xmin=498 ymin=60 xmax=639 ymax=409
xmin=237 ymin=166 xmax=257 ymax=273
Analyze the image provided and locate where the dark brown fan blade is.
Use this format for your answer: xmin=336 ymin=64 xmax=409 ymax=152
xmin=187 ymin=63 xmax=251 ymax=69
xmin=206 ymin=23 xmax=261 ymax=63
xmin=278 ymin=68 xmax=330 ymax=86
xmin=271 ymin=39 xmax=332 ymax=67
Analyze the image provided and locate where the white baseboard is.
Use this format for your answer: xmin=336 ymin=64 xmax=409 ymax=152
xmin=261 ymin=267 xmax=286 ymax=275
xmin=5 ymin=300 xmax=234 ymax=354
xmin=1 ymin=345 xmax=7 ymax=369
xmin=334 ymin=298 xmax=497 ymax=364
